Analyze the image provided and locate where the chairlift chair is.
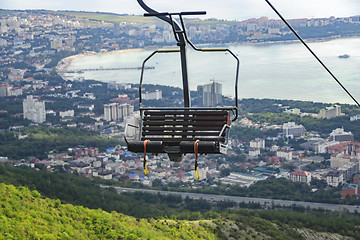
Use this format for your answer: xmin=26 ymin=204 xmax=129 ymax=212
xmin=125 ymin=0 xmax=240 ymax=178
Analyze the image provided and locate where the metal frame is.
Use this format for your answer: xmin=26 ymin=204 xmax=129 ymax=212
xmin=136 ymin=0 xmax=239 ymax=114
xmin=125 ymin=1 xmax=240 ymax=163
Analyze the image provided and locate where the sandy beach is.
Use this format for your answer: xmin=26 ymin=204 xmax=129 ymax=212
xmin=56 ymin=48 xmax=144 ymax=78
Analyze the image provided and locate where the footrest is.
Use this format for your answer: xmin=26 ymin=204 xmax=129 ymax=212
xmin=127 ymin=141 xmax=164 ymax=153
xmin=180 ymin=141 xmax=218 ymax=153
xmin=127 ymin=140 xmax=219 ymax=154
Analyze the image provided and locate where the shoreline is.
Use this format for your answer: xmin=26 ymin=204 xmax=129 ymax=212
xmin=56 ymin=35 xmax=359 ymax=78
xmin=56 ymin=48 xmax=144 ymax=78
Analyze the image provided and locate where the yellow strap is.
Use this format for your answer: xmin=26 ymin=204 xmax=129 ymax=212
xmin=157 ymin=49 xmax=180 ymax=53
xmin=195 ymin=166 xmax=200 ymax=180
xmin=194 ymin=140 xmax=200 ymax=180
xmin=144 ymin=162 xmax=148 ymax=176
xmin=144 ymin=139 xmax=150 ymax=176
xmin=201 ymin=48 xmax=227 ymax=52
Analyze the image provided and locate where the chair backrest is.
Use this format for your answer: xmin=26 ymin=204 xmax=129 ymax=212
xmin=141 ymin=109 xmax=229 ymax=142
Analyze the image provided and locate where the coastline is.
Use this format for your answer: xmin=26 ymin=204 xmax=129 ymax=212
xmin=224 ymin=35 xmax=360 ymax=47
xmin=56 ymin=48 xmax=144 ymax=78
xmin=56 ymin=35 xmax=359 ymax=79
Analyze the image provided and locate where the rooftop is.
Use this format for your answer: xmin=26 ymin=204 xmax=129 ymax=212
xmin=290 ymin=171 xmax=310 ymax=176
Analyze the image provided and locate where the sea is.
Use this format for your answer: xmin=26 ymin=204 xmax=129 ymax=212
xmin=64 ymin=37 xmax=360 ymax=104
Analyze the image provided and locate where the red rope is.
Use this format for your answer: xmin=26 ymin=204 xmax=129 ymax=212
xmin=194 ymin=140 xmax=200 ymax=161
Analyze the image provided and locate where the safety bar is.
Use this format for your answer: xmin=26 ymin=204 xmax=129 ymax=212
xmin=139 ymin=49 xmax=180 ymax=107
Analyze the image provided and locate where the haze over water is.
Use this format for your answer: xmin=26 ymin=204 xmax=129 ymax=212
xmin=66 ymin=37 xmax=360 ymax=104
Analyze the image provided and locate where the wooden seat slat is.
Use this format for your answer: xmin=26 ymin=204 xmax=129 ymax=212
xmin=143 ymin=116 xmax=227 ymax=121
xmin=143 ymin=122 xmax=226 ymax=127
xmin=144 ymin=110 xmax=227 ymax=116
xmin=140 ymin=109 xmax=229 ymax=144
xmin=143 ymin=126 xmax=225 ymax=131
xmin=141 ymin=137 xmax=226 ymax=142
xmin=142 ymin=131 xmax=226 ymax=136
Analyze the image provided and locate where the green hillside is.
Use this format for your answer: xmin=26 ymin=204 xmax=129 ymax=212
xmin=1 ymin=165 xmax=359 ymax=239
xmin=0 ymin=183 xmax=216 ymax=239
xmin=55 ymin=11 xmax=158 ymax=24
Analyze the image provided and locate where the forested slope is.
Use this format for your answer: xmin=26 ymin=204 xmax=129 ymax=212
xmin=1 ymin=166 xmax=359 ymax=239
xmin=0 ymin=183 xmax=216 ymax=239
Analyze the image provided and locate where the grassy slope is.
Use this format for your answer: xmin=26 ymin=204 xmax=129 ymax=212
xmin=1 ymin=175 xmax=358 ymax=239
xmin=0 ymin=183 xmax=216 ymax=239
xmin=56 ymin=11 xmax=157 ymax=24
xmin=56 ymin=11 xmax=237 ymax=26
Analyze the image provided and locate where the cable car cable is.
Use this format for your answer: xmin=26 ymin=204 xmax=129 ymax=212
xmin=265 ymin=0 xmax=360 ymax=107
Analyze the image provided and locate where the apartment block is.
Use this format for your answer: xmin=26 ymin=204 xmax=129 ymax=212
xmin=23 ymin=95 xmax=46 ymax=123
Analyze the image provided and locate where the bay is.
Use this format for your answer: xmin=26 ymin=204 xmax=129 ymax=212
xmin=65 ymin=37 xmax=360 ymax=104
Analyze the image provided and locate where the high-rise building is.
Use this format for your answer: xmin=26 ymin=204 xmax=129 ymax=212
xmin=0 ymin=84 xmax=10 ymax=97
xmin=114 ymin=22 xmax=121 ymax=36
xmin=250 ymin=138 xmax=265 ymax=149
xmin=103 ymin=103 xmax=134 ymax=122
xmin=249 ymin=138 xmax=265 ymax=157
xmin=23 ymin=95 xmax=46 ymax=123
xmin=197 ymin=81 xmax=222 ymax=107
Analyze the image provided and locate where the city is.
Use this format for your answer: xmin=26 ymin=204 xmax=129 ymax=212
xmin=1 ymin=9 xmax=360 ymax=196
xmin=1 ymin=3 xmax=360 ymax=239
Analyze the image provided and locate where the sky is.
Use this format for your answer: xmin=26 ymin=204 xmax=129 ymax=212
xmin=0 ymin=0 xmax=359 ymax=20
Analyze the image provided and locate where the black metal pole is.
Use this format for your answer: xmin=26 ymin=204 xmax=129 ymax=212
xmin=178 ymin=41 xmax=190 ymax=107
xmin=137 ymin=0 xmax=190 ymax=107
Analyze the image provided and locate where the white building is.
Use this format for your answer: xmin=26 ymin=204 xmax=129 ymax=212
xmin=0 ymin=84 xmax=22 ymax=97
xmin=249 ymin=148 xmax=261 ymax=157
xmin=142 ymin=90 xmax=162 ymax=100
xmin=197 ymin=81 xmax=222 ymax=107
xmin=276 ymin=147 xmax=293 ymax=161
xmin=282 ymin=122 xmax=305 ymax=138
xmin=330 ymin=154 xmax=355 ymax=169
xmin=59 ymin=110 xmax=74 ymax=118
xmin=250 ymin=138 xmax=265 ymax=149
xmin=220 ymin=172 xmax=266 ymax=186
xmin=318 ymin=105 xmax=341 ymax=119
xmin=290 ymin=171 xmax=312 ymax=184
xmin=326 ymin=171 xmax=343 ymax=187
xmin=339 ymin=162 xmax=359 ymax=181
xmin=350 ymin=115 xmax=360 ymax=122
xmin=23 ymin=95 xmax=46 ymax=123
xmin=329 ymin=128 xmax=354 ymax=142
xmin=103 ymin=103 xmax=134 ymax=122
xmin=0 ymin=84 xmax=11 ymax=97
xmin=316 ymin=141 xmax=340 ymax=153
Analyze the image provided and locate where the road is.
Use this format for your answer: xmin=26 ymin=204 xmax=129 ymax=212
xmin=106 ymin=186 xmax=360 ymax=213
